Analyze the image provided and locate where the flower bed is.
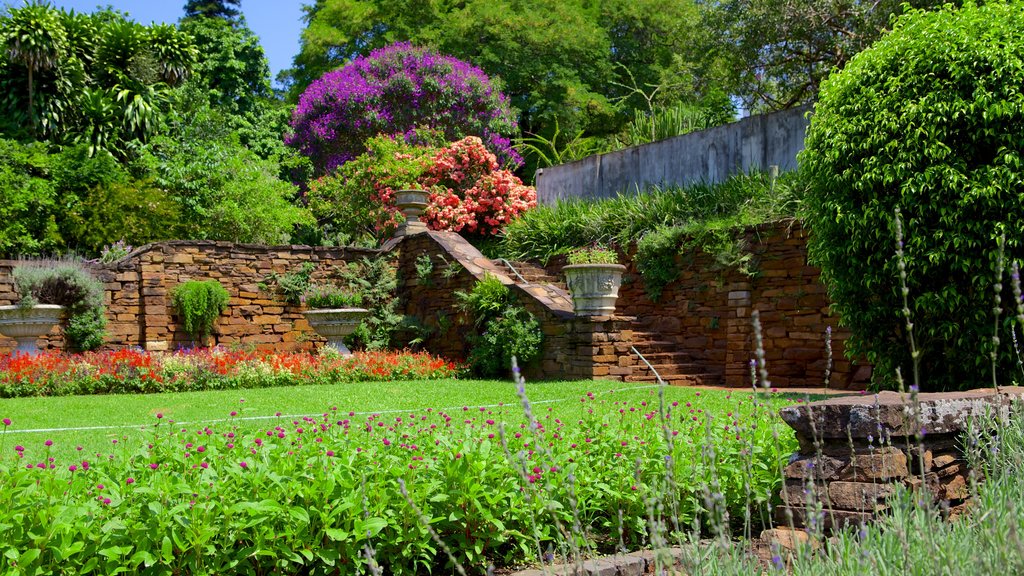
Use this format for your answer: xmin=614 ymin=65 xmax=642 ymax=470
xmin=0 ymin=349 xmax=460 ymax=398
xmin=0 ymin=388 xmax=796 ymax=574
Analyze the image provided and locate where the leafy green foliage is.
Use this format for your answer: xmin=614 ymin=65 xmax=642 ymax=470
xmin=304 ymin=284 xmax=363 ymax=309
xmin=12 ymin=258 xmax=107 ymax=351
xmin=566 ymin=246 xmax=619 ymax=265
xmin=700 ymin=0 xmax=957 ymax=112
xmin=263 ymin=262 xmax=316 ymax=306
xmin=0 ymin=138 xmax=61 ymax=255
xmin=801 ymin=2 xmax=1024 ymax=390
xmin=456 ymin=276 xmax=543 ymax=377
xmin=179 ymin=16 xmax=272 ymax=115
xmin=501 ymin=170 xmax=805 ymax=264
xmin=306 ymin=135 xmax=435 ymax=244
xmin=171 ymin=280 xmax=230 ymax=341
xmin=329 ymin=256 xmax=404 ymax=351
xmin=0 ymin=4 xmax=197 ymax=156
xmin=148 ymin=85 xmax=314 ymax=244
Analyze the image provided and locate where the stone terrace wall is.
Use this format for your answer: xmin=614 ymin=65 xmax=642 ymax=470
xmin=774 ymin=388 xmax=1023 ymax=531
xmin=394 ymin=231 xmax=645 ymax=381
xmin=0 ymin=242 xmax=380 ymax=353
xmin=545 ymin=220 xmax=871 ymax=389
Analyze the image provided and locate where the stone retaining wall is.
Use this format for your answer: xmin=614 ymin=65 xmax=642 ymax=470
xmin=775 ymin=388 xmax=1022 ymax=531
xmin=0 ymin=242 xmax=379 ymax=353
xmin=546 ymin=220 xmax=869 ymax=389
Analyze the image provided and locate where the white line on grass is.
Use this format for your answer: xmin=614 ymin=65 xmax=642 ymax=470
xmin=4 ymin=384 xmax=664 ymax=435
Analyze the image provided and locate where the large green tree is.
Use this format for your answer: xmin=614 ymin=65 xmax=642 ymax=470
xmin=183 ymin=0 xmax=241 ymax=23
xmin=0 ymin=4 xmax=197 ymax=156
xmin=702 ymin=0 xmax=962 ymax=112
xmin=280 ymin=0 xmax=715 ymax=141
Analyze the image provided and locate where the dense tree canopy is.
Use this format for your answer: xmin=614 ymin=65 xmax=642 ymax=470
xmin=280 ymin=0 xmax=722 ymax=142
xmin=702 ymin=0 xmax=963 ymax=111
xmin=183 ymin=0 xmax=241 ymax=23
xmin=0 ymin=4 xmax=196 ymax=156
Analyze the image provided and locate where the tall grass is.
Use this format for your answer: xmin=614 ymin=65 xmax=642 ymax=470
xmin=500 ymin=169 xmax=808 ymax=264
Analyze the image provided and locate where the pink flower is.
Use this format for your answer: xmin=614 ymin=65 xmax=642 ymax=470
xmin=68 ymin=464 xmax=77 ymax=472
xmin=126 ymin=477 xmax=135 ymax=485
xmin=239 ymin=461 xmax=248 ymax=469
xmin=149 ymin=463 xmax=159 ymax=470
xmin=2 ymin=418 xmax=10 ymax=426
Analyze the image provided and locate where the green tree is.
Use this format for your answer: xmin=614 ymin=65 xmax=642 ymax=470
xmin=801 ymin=1 xmax=1024 ymax=390
xmin=179 ymin=16 xmax=272 ymax=115
xmin=281 ymin=0 xmax=714 ymax=144
xmin=702 ymin=0 xmax=960 ymax=112
xmin=148 ymin=85 xmax=313 ymax=244
xmin=0 ymin=4 xmax=196 ymax=155
xmin=0 ymin=1 xmax=66 ymax=136
xmin=183 ymin=0 xmax=241 ymax=23
xmin=0 ymin=138 xmax=61 ymax=255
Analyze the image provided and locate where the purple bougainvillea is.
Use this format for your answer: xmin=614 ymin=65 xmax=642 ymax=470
xmin=287 ymin=42 xmax=522 ymax=175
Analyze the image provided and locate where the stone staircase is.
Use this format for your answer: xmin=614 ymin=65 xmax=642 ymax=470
xmin=627 ymin=330 xmax=723 ymax=387
xmin=491 ymin=259 xmax=567 ymax=291
xmin=492 ymin=258 xmax=722 ymax=387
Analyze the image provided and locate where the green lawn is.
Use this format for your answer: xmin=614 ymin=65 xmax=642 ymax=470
xmin=0 ymin=379 xmax=809 ymax=464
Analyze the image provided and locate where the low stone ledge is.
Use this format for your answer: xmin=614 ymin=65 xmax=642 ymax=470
xmin=776 ymin=387 xmax=1020 ymax=531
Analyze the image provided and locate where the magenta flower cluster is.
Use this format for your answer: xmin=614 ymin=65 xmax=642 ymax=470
xmin=287 ymin=42 xmax=522 ymax=175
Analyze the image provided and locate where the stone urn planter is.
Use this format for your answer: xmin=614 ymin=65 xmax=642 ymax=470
xmin=303 ymin=308 xmax=371 ymax=356
xmin=394 ymin=189 xmax=430 ymax=237
xmin=563 ymin=264 xmax=627 ymax=316
xmin=0 ymin=304 xmax=63 ymax=355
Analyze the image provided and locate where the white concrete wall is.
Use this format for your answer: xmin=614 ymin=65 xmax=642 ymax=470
xmin=535 ymin=105 xmax=811 ymax=204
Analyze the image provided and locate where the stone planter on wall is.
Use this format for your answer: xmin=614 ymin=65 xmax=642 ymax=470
xmin=303 ymin=308 xmax=371 ymax=356
xmin=0 ymin=304 xmax=63 ymax=355
xmin=394 ymin=189 xmax=430 ymax=237
xmin=563 ymin=264 xmax=626 ymax=316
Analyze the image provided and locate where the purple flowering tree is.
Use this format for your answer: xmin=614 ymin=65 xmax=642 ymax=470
xmin=287 ymin=42 xmax=521 ymax=176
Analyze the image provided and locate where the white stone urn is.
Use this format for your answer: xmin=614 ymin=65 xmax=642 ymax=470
xmin=0 ymin=304 xmax=63 ymax=355
xmin=394 ymin=189 xmax=430 ymax=237
xmin=563 ymin=264 xmax=627 ymax=316
xmin=303 ymin=308 xmax=371 ymax=356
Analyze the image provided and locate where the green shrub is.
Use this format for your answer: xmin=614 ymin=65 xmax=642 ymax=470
xmin=801 ymin=1 xmax=1024 ymax=390
xmin=566 ymin=246 xmax=619 ymax=265
xmin=456 ymin=276 xmax=543 ymax=377
xmin=171 ymin=280 xmax=230 ymax=341
xmin=263 ymin=262 xmax=316 ymax=305
xmin=304 ymin=284 xmax=363 ymax=309
xmin=329 ymin=256 xmax=404 ymax=350
xmin=11 ymin=259 xmax=107 ymax=351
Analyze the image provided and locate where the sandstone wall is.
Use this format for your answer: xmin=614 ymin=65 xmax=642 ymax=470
xmin=0 ymin=242 xmax=379 ymax=353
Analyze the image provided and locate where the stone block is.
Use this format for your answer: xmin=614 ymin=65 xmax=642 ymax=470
xmin=827 ymin=481 xmax=893 ymax=511
xmin=839 ymin=449 xmax=908 ymax=482
xmin=783 ymin=454 xmax=846 ymax=481
xmin=760 ymin=527 xmax=817 ymax=552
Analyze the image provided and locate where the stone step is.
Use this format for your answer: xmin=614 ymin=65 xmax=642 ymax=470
xmin=630 ymin=363 xmax=705 ymax=377
xmin=629 ymin=340 xmax=679 ymax=354
xmin=492 ymin=260 xmax=567 ymax=290
xmin=627 ymin=350 xmax=694 ymax=364
xmin=625 ymin=373 xmax=724 ymax=387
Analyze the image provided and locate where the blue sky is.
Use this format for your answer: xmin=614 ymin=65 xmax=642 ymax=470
xmin=1 ymin=1 xmax=305 ymax=85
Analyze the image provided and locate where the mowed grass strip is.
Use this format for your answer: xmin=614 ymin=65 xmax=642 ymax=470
xmin=0 ymin=379 xmax=812 ymax=464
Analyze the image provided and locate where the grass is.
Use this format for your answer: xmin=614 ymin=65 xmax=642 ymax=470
xmin=0 ymin=378 xmax=806 ymax=464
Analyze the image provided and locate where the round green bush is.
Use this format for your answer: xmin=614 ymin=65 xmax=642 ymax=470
xmin=801 ymin=2 xmax=1024 ymax=390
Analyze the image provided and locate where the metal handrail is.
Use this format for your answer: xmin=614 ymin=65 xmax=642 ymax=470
xmin=631 ymin=345 xmax=665 ymax=386
xmin=494 ymin=258 xmax=529 ymax=285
